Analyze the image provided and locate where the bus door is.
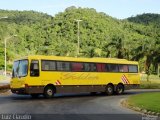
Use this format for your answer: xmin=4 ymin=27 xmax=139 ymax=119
xmin=28 ymin=60 xmax=40 ymax=86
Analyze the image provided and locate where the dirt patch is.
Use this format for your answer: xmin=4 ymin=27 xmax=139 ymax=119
xmin=0 ymin=90 xmax=12 ymax=96
xmin=0 ymin=84 xmax=10 ymax=90
xmin=0 ymin=84 xmax=11 ymax=95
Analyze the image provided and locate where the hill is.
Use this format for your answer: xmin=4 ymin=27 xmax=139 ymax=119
xmin=0 ymin=7 xmax=159 ymax=74
xmin=127 ymin=13 xmax=160 ymax=26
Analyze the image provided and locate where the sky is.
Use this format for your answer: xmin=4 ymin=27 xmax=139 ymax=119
xmin=0 ymin=0 xmax=160 ymax=19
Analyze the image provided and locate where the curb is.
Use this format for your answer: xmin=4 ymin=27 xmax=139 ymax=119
xmin=121 ymin=99 xmax=160 ymax=116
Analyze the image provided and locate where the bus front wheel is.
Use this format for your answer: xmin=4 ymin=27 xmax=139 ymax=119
xmin=44 ymin=86 xmax=55 ymax=98
xmin=105 ymin=84 xmax=114 ymax=95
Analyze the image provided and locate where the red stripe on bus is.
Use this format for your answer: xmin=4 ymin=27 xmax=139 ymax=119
xmin=123 ymin=75 xmax=130 ymax=84
xmin=121 ymin=76 xmax=127 ymax=84
xmin=55 ymin=82 xmax=59 ymax=85
xmin=57 ymin=80 xmax=61 ymax=85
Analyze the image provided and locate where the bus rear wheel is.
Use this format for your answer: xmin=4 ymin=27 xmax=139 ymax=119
xmin=116 ymin=84 xmax=124 ymax=95
xmin=44 ymin=86 xmax=55 ymax=98
xmin=105 ymin=84 xmax=114 ymax=95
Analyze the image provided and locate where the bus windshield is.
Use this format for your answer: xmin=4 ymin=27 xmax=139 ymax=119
xmin=12 ymin=60 xmax=28 ymax=78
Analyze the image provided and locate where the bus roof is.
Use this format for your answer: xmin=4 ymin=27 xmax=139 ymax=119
xmin=17 ymin=55 xmax=138 ymax=65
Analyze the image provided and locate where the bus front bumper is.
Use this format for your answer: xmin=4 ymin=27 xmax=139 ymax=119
xmin=11 ymin=86 xmax=44 ymax=95
xmin=11 ymin=88 xmax=27 ymax=94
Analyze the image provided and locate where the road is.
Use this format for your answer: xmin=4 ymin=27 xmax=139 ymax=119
xmin=0 ymin=89 xmax=160 ymax=120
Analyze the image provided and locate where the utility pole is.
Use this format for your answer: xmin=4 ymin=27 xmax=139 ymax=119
xmin=4 ymin=35 xmax=17 ymax=76
xmin=0 ymin=16 xmax=8 ymax=76
xmin=75 ymin=19 xmax=82 ymax=57
xmin=158 ymin=63 xmax=160 ymax=77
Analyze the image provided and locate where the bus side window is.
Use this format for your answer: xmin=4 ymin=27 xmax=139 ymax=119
xmin=101 ymin=64 xmax=106 ymax=72
xmin=105 ymin=64 xmax=110 ymax=72
xmin=30 ymin=60 xmax=39 ymax=77
xmin=57 ymin=61 xmax=71 ymax=71
xmin=42 ymin=60 xmax=56 ymax=71
xmin=90 ymin=63 xmax=97 ymax=72
xmin=119 ymin=65 xmax=128 ymax=72
xmin=105 ymin=64 xmax=119 ymax=72
xmin=129 ymin=65 xmax=138 ymax=73
xmin=83 ymin=63 xmax=91 ymax=72
xmin=72 ymin=63 xmax=83 ymax=72
xmin=96 ymin=64 xmax=102 ymax=72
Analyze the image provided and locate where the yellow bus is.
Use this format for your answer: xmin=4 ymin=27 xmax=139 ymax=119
xmin=10 ymin=55 xmax=140 ymax=98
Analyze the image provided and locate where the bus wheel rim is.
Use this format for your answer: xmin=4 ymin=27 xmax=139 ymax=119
xmin=117 ymin=86 xmax=123 ymax=93
xmin=118 ymin=88 xmax=122 ymax=93
xmin=108 ymin=87 xmax=113 ymax=93
xmin=47 ymin=89 xmax=53 ymax=96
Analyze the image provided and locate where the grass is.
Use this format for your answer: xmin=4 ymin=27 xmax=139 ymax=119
xmin=128 ymin=92 xmax=160 ymax=113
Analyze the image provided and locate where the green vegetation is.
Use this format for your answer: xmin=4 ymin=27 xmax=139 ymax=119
xmin=0 ymin=7 xmax=160 ymax=74
xmin=140 ymin=74 xmax=160 ymax=89
xmin=140 ymin=81 xmax=160 ymax=89
xmin=127 ymin=13 xmax=160 ymax=26
xmin=141 ymin=74 xmax=160 ymax=81
xmin=128 ymin=92 xmax=160 ymax=113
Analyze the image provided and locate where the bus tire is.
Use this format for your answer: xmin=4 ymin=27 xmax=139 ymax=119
xmin=116 ymin=84 xmax=124 ymax=95
xmin=44 ymin=86 xmax=55 ymax=98
xmin=105 ymin=84 xmax=114 ymax=95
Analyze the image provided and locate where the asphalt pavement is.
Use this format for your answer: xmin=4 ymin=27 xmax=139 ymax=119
xmin=0 ymin=89 xmax=160 ymax=120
